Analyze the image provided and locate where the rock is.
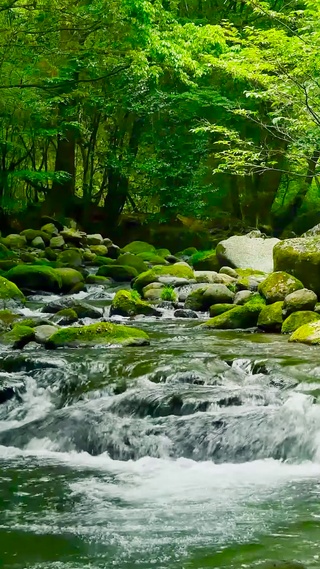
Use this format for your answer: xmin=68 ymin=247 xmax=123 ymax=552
xmin=0 ymin=243 xmax=16 ymax=260
xmin=314 ymin=302 xmax=320 ymax=314
xmin=122 ymin=241 xmax=156 ymax=255
xmin=42 ymin=298 xmax=102 ymax=319
xmin=194 ymin=271 xmax=218 ymax=283
xmin=0 ymin=275 xmax=25 ymax=304
xmin=86 ymin=234 xmax=103 ymax=245
xmin=54 ymin=268 xmax=85 ymax=293
xmin=257 ymin=301 xmax=284 ymax=332
xmin=174 ymin=309 xmax=198 ymax=318
xmin=289 ymin=319 xmax=320 ymax=344
xmin=209 ymin=304 xmax=234 ymax=317
xmin=0 ymin=309 xmax=20 ymax=330
xmin=18 ymin=317 xmax=53 ymax=328
xmin=34 ymin=325 xmax=59 ymax=344
xmin=0 ymin=325 xmax=35 ymax=348
xmin=97 ymin=264 xmax=138 ymax=281
xmin=52 ymin=308 xmax=78 ymax=325
xmin=203 ymin=284 xmax=235 ymax=305
xmin=236 ymin=276 xmax=260 ymax=292
xmin=94 ymin=256 xmax=115 ymax=266
xmin=216 ymin=233 xmax=279 ymax=272
xmin=41 ymin=223 xmax=59 ymax=236
xmin=157 ymin=276 xmax=191 ymax=287
xmin=282 ymin=288 xmax=317 ymax=318
xmin=143 ymin=288 xmax=163 ymax=301
xmin=21 ymin=229 xmax=50 ymax=244
xmin=115 ymin=253 xmax=148 ymax=274
xmin=282 ymin=311 xmax=320 ymax=334
xmin=191 ymin=251 xmax=220 ymax=271
xmin=258 ymin=272 xmax=303 ymax=304
xmin=107 ymin=244 xmax=121 ymax=259
xmin=233 ymin=290 xmax=254 ymax=305
xmin=85 ymin=275 xmax=111 ymax=285
xmin=302 ymin=223 xmax=320 ymax=237
xmin=31 ymin=236 xmax=45 ymax=249
xmin=57 ymin=248 xmax=82 ymax=268
xmin=142 ymin=282 xmax=165 ymax=293
xmin=166 ymin=255 xmax=180 ymax=263
xmin=110 ymin=290 xmax=161 ymax=317
xmin=136 ymin=252 xmax=167 ymax=265
xmin=89 ymin=244 xmax=109 ymax=256
xmin=46 ymin=321 xmax=150 ymax=348
xmin=45 ymin=247 xmax=58 ymax=261
xmin=102 ymin=238 xmax=112 ymax=247
xmin=2 ymin=234 xmax=27 ymax=249
xmin=60 ymin=228 xmax=85 ymax=245
xmin=156 ymin=248 xmax=171 ymax=258
xmin=50 ymin=235 xmax=65 ymax=249
xmin=133 ymin=264 xmax=194 ymax=293
xmin=202 ymin=295 xmax=266 ymax=329
xmin=0 ymin=376 xmax=25 ymax=405
xmin=219 ymin=266 xmax=238 ymax=278
xmin=5 ymin=265 xmax=62 ymax=293
xmin=273 ymin=237 xmax=320 ymax=295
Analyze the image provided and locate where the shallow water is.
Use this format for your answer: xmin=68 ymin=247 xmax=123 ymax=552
xmin=1 ymin=293 xmax=320 ymax=568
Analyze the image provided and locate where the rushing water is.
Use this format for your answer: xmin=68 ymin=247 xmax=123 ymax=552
xmin=1 ymin=289 xmax=320 ymax=568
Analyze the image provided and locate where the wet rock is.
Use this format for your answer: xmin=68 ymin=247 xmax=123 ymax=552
xmin=209 ymin=303 xmax=234 ymax=317
xmin=0 ymin=325 xmax=35 ymax=348
xmin=194 ymin=270 xmax=218 ymax=283
xmin=52 ymin=308 xmax=78 ymax=325
xmin=0 ymin=375 xmax=25 ymax=404
xmin=219 ymin=266 xmax=238 ymax=278
xmin=0 ymin=275 xmax=25 ymax=304
xmin=85 ymin=274 xmax=111 ymax=285
xmin=110 ymin=290 xmax=161 ymax=317
xmin=107 ymin=244 xmax=121 ymax=259
xmin=34 ymin=324 xmax=59 ymax=344
xmin=60 ymin=228 xmax=85 ymax=246
xmin=282 ymin=311 xmax=320 ymax=334
xmin=136 ymin=252 xmax=167 ymax=265
xmin=89 ymin=244 xmax=109 ymax=256
xmin=31 ymin=236 xmax=45 ymax=249
xmin=42 ymin=298 xmax=103 ymax=319
xmin=185 ymin=284 xmax=234 ymax=312
xmin=174 ymin=309 xmax=198 ymax=318
xmin=216 ymin=232 xmax=279 ymax=272
xmin=257 ymin=301 xmax=284 ymax=332
xmin=41 ymin=222 xmax=59 ymax=235
xmin=2 ymin=234 xmax=27 ymax=249
xmin=191 ymin=251 xmax=220 ymax=271
xmin=46 ymin=321 xmax=150 ymax=348
xmin=143 ymin=288 xmax=163 ymax=301
xmin=282 ymin=288 xmax=317 ymax=318
xmin=0 ymin=309 xmax=20 ymax=330
xmin=5 ymin=265 xmax=62 ymax=293
xmin=258 ymin=272 xmax=303 ymax=304
xmin=203 ymin=295 xmax=265 ymax=329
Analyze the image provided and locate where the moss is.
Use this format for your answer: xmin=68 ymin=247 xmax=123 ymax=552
xmin=137 ymin=252 xmax=168 ymax=265
xmin=110 ymin=290 xmax=160 ymax=317
xmin=44 ymin=247 xmax=58 ymax=262
xmin=258 ymin=271 xmax=303 ymax=304
xmin=0 ymin=310 xmax=20 ymax=329
xmin=20 ymin=229 xmax=49 ymax=244
xmin=236 ymin=268 xmax=266 ymax=277
xmin=47 ymin=321 xmax=150 ymax=348
xmin=5 ymin=265 xmax=62 ymax=293
xmin=89 ymin=245 xmax=108 ymax=256
xmin=282 ymin=311 xmax=320 ymax=334
xmin=57 ymin=248 xmax=82 ymax=268
xmin=181 ymin=247 xmax=198 ymax=256
xmin=0 ymin=325 xmax=35 ymax=348
xmin=203 ymin=296 xmax=265 ymax=329
xmin=209 ymin=304 xmax=234 ymax=317
xmin=257 ymin=301 xmax=284 ymax=332
xmin=0 ymin=260 xmax=20 ymax=271
xmin=97 ymin=264 xmax=138 ymax=281
xmin=33 ymin=258 xmax=57 ymax=267
xmin=289 ymin=319 xmax=320 ymax=344
xmin=189 ymin=250 xmax=219 ymax=271
xmin=86 ymin=274 xmax=111 ymax=284
xmin=115 ymin=253 xmax=148 ymax=274
xmin=156 ymin=248 xmax=171 ymax=258
xmin=274 ymin=237 xmax=320 ymax=295
xmin=0 ymin=242 xmax=16 ymax=260
xmin=1 ymin=234 xmax=27 ymax=249
xmin=94 ymin=256 xmax=115 ymax=266
xmin=55 ymin=308 xmax=78 ymax=323
xmin=0 ymin=275 xmax=25 ymax=302
xmin=133 ymin=264 xmax=194 ymax=293
xmin=54 ymin=268 xmax=84 ymax=293
xmin=122 ymin=241 xmax=156 ymax=255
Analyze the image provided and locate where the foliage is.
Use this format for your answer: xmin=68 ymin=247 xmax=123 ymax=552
xmin=160 ymin=286 xmax=177 ymax=302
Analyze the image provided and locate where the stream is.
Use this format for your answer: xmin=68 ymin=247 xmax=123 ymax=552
xmin=1 ymin=285 xmax=320 ymax=568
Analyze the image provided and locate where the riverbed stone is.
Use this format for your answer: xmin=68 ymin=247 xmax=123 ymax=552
xmin=203 ymin=296 xmax=265 ymax=329
xmin=216 ymin=232 xmax=279 ymax=272
xmin=194 ymin=271 xmax=218 ymax=283
xmin=0 ymin=325 xmax=35 ymax=349
xmin=133 ymin=264 xmax=194 ymax=293
xmin=209 ymin=303 xmax=234 ymax=317
xmin=54 ymin=268 xmax=85 ymax=293
xmin=136 ymin=252 xmax=168 ymax=265
xmin=258 ymin=272 xmax=303 ymax=304
xmin=42 ymin=298 xmax=102 ymax=319
xmin=60 ymin=228 xmax=85 ymax=245
xmin=290 ymin=319 xmax=320 ymax=344
xmin=219 ymin=266 xmax=238 ymax=278
xmin=31 ymin=236 xmax=46 ymax=249
xmin=281 ymin=311 xmax=320 ymax=334
xmin=115 ymin=253 xmax=148 ymax=274
xmin=191 ymin=251 xmax=220 ymax=272
xmin=282 ymin=288 xmax=317 ymax=318
xmin=21 ymin=229 xmax=50 ymax=244
xmin=5 ymin=265 xmax=62 ymax=293
xmin=89 ymin=244 xmax=109 ymax=256
xmin=86 ymin=234 xmax=103 ymax=246
xmin=203 ymin=284 xmax=235 ymax=305
xmin=41 ymin=223 xmax=59 ymax=236
xmin=57 ymin=248 xmax=82 ymax=268
xmin=273 ymin=237 xmax=320 ymax=296
xmin=122 ymin=241 xmax=156 ymax=255
xmin=97 ymin=264 xmax=138 ymax=281
xmin=46 ymin=321 xmax=150 ymax=348
xmin=52 ymin=308 xmax=78 ymax=325
xmin=107 ymin=244 xmax=121 ymax=259
xmin=257 ymin=301 xmax=284 ymax=332
xmin=50 ymin=235 xmax=65 ymax=249
xmin=2 ymin=234 xmax=27 ymax=249
xmin=34 ymin=325 xmax=59 ymax=344
xmin=174 ymin=309 xmax=198 ymax=318
xmin=233 ymin=290 xmax=254 ymax=305
xmin=0 ymin=276 xmax=24 ymax=305
xmin=110 ymin=290 xmax=161 ymax=317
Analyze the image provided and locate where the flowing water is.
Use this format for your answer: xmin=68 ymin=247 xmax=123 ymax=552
xmin=1 ymin=288 xmax=320 ymax=568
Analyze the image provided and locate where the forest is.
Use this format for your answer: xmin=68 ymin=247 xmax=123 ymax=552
xmin=1 ymin=0 xmax=320 ymax=238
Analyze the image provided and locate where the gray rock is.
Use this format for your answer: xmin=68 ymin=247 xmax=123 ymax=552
xmin=158 ymin=276 xmax=191 ymax=287
xmin=31 ymin=236 xmax=45 ymax=249
xmin=50 ymin=235 xmax=65 ymax=249
xmin=143 ymin=288 xmax=163 ymax=301
xmin=178 ymin=283 xmax=208 ymax=302
xmin=34 ymin=325 xmax=59 ymax=344
xmin=194 ymin=271 xmax=218 ymax=283
xmin=86 ymin=233 xmax=103 ymax=245
xmin=203 ymin=284 xmax=234 ymax=305
xmin=216 ymin=233 xmax=280 ymax=272
xmin=283 ymin=288 xmax=317 ymax=317
xmin=174 ymin=309 xmax=198 ymax=318
xmin=219 ymin=266 xmax=238 ymax=278
xmin=42 ymin=298 xmax=103 ymax=319
xmin=302 ymin=223 xmax=320 ymax=237
xmin=233 ymin=290 xmax=254 ymax=305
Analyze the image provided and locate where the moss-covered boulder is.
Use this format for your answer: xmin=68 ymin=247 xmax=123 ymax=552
xmin=233 ymin=290 xmax=254 ymax=305
xmin=86 ymin=274 xmax=111 ymax=285
xmin=54 ymin=268 xmax=85 ymax=293
xmin=94 ymin=256 xmax=115 ymax=267
xmin=258 ymin=272 xmax=303 ymax=304
xmin=190 ymin=250 xmax=220 ymax=272
xmin=89 ymin=244 xmax=109 ymax=256
xmin=289 ymin=319 xmax=320 ymax=344
xmin=86 ymin=233 xmax=103 ymax=246
xmin=273 ymin=237 xmax=320 ymax=296
xmin=110 ymin=290 xmax=161 ymax=317
xmin=122 ymin=241 xmax=156 ymax=255
xmin=115 ymin=253 xmax=147 ymax=274
xmin=5 ymin=265 xmax=62 ymax=293
xmin=0 ymin=275 xmax=25 ymax=304
xmin=281 ymin=311 xmax=320 ymax=334
xmin=137 ymin=252 xmax=167 ymax=265
xmin=209 ymin=304 xmax=234 ymax=317
xmin=282 ymin=288 xmax=317 ymax=318
xmin=0 ymin=243 xmax=16 ymax=260
xmin=34 ymin=324 xmax=59 ymax=344
xmin=41 ymin=223 xmax=59 ymax=235
xmin=42 ymin=298 xmax=102 ymax=319
xmin=47 ymin=321 xmax=150 ymax=348
xmin=21 ymin=229 xmax=50 ymax=244
xmin=97 ymin=264 xmax=138 ymax=281
xmin=133 ymin=264 xmax=194 ymax=293
xmin=0 ymin=325 xmax=34 ymax=349
xmin=50 ymin=235 xmax=65 ymax=249
xmin=2 ymin=234 xmax=27 ymax=249
xmin=202 ymin=295 xmax=265 ymax=329
xmin=156 ymin=248 xmax=171 ymax=258
xmin=60 ymin=228 xmax=85 ymax=246
xmin=53 ymin=308 xmax=78 ymax=325
xmin=0 ymin=260 xmax=20 ymax=272
xmin=257 ymin=301 xmax=284 ymax=332
xmin=57 ymin=248 xmax=82 ymax=268
xmin=185 ymin=284 xmax=234 ymax=312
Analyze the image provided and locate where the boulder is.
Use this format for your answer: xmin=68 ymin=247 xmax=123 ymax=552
xmin=42 ymin=298 xmax=102 ymax=319
xmin=46 ymin=321 xmax=150 ymax=348
xmin=216 ymin=232 xmax=279 ymax=272
xmin=31 ymin=236 xmax=45 ymax=249
xmin=143 ymin=288 xmax=164 ymax=301
xmin=41 ymin=223 xmax=59 ymax=236
xmin=191 ymin=251 xmax=220 ymax=271
xmin=136 ymin=252 xmax=167 ymax=265
xmin=21 ymin=229 xmax=50 ymax=244
xmin=282 ymin=311 xmax=320 ymax=334
xmin=86 ymin=234 xmax=103 ymax=246
xmin=219 ymin=266 xmax=238 ymax=278
xmin=2 ymin=234 xmax=27 ymax=249
xmin=89 ymin=244 xmax=109 ymax=256
xmin=54 ymin=268 xmax=85 ymax=293
xmin=258 ymin=272 xmax=303 ymax=304
xmin=289 ymin=319 xmax=320 ymax=344
xmin=60 ymin=228 xmax=85 ymax=245
xmin=110 ymin=290 xmax=161 ymax=317
xmin=209 ymin=304 xmax=234 ymax=317
xmin=156 ymin=248 xmax=171 ymax=258
xmin=133 ymin=264 xmax=194 ymax=293
xmin=0 ymin=309 xmax=20 ymax=330
xmin=273 ymin=237 xmax=320 ymax=295
xmin=34 ymin=325 xmax=59 ymax=344
xmin=107 ymin=244 xmax=121 ymax=259
xmin=302 ymin=224 xmax=320 ymax=237
xmin=0 ymin=243 xmax=16 ymax=260
xmin=5 ymin=265 xmax=62 ymax=293
xmin=50 ymin=235 xmax=65 ymax=249
xmin=174 ymin=309 xmax=198 ymax=318
xmin=257 ymin=301 xmax=284 ymax=332
xmin=115 ymin=253 xmax=148 ymax=274
xmin=194 ymin=271 xmax=219 ymax=283
xmin=0 ymin=325 xmax=34 ymax=348
xmin=52 ymin=308 xmax=78 ymax=325
xmin=97 ymin=265 xmax=138 ymax=281
xmin=122 ymin=241 xmax=155 ymax=255
xmin=283 ymin=288 xmax=317 ymax=318
xmin=185 ymin=284 xmax=234 ymax=312
xmin=233 ymin=290 xmax=254 ymax=305
xmin=202 ymin=296 xmax=265 ymax=329
xmin=57 ymin=248 xmax=82 ymax=268
xmin=86 ymin=275 xmax=111 ymax=285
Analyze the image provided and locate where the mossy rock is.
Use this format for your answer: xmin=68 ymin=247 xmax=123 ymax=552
xmin=203 ymin=295 xmax=266 ymax=329
xmin=137 ymin=252 xmax=168 ymax=265
xmin=0 ymin=243 xmax=16 ymax=260
xmin=274 ymin=236 xmax=320 ymax=296
xmin=89 ymin=244 xmax=108 ymax=256
xmin=209 ymin=304 xmax=234 ymax=317
xmin=5 ymin=265 xmax=62 ymax=293
xmin=258 ymin=272 xmax=303 ymax=304
xmin=53 ymin=308 xmax=78 ymax=325
xmin=42 ymin=298 xmax=102 ymax=319
xmin=1 ymin=234 xmax=27 ymax=249
xmin=57 ymin=248 xmax=82 ymax=268
xmin=50 ymin=235 xmax=65 ymax=249
xmin=20 ymin=229 xmax=50 ymax=244
xmin=283 ymin=288 xmax=317 ymax=318
xmin=110 ymin=290 xmax=161 ymax=317
xmin=0 ymin=325 xmax=35 ymax=349
xmin=190 ymin=250 xmax=220 ymax=272
xmin=0 ymin=275 xmax=25 ymax=303
xmin=133 ymin=264 xmax=194 ymax=293
xmin=156 ymin=248 xmax=171 ymax=258
xmin=47 ymin=321 xmax=150 ymax=348
xmin=185 ymin=284 xmax=234 ymax=312
xmin=41 ymin=223 xmax=59 ymax=235
xmin=122 ymin=241 xmax=156 ymax=255
xmin=33 ymin=258 xmax=57 ymax=268
xmin=282 ymin=311 xmax=320 ymax=334
xmin=236 ymin=268 xmax=267 ymax=277
xmin=86 ymin=275 xmax=111 ymax=284
xmin=44 ymin=247 xmax=58 ymax=262
xmin=54 ymin=268 xmax=85 ymax=293
xmin=181 ymin=247 xmax=198 ymax=257
xmin=0 ymin=260 xmax=20 ymax=271
xmin=257 ymin=301 xmax=284 ymax=332
xmin=94 ymin=256 xmax=115 ymax=267
xmin=0 ymin=310 xmax=20 ymax=330
xmin=17 ymin=317 xmax=52 ymax=328
xmin=97 ymin=264 xmax=138 ymax=281
xmin=115 ymin=253 xmax=148 ymax=274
